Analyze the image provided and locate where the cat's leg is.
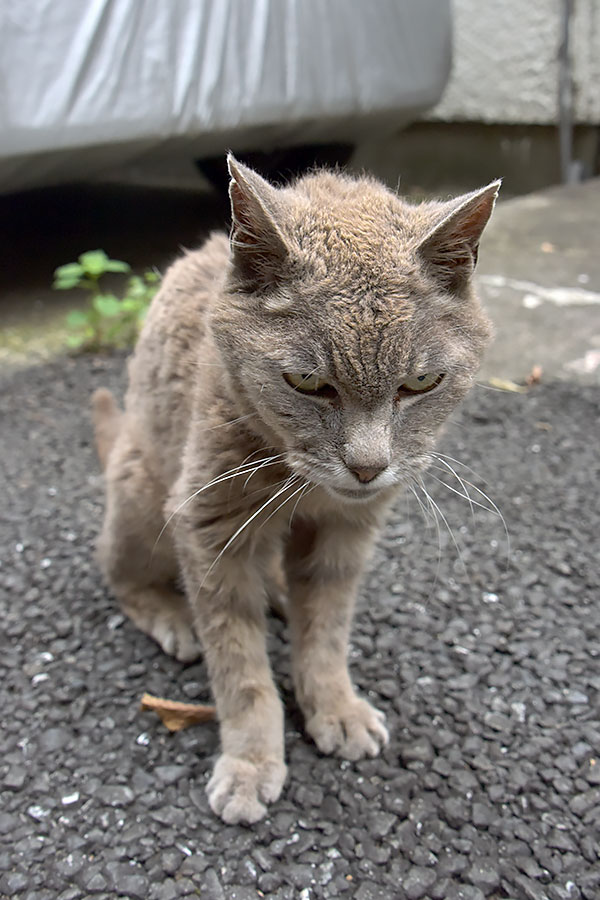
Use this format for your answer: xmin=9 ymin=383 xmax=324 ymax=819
xmin=97 ymin=432 xmax=202 ymax=662
xmin=285 ymin=517 xmax=389 ymax=760
xmin=264 ymin=547 xmax=289 ymax=619
xmin=175 ymin=533 xmax=287 ymax=824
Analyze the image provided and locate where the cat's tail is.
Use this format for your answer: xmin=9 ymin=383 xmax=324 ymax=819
xmin=91 ymin=388 xmax=122 ymax=471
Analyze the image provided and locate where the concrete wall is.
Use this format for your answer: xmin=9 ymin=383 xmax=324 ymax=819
xmin=426 ymin=0 xmax=600 ymax=125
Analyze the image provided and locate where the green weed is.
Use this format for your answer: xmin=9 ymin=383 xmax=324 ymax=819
xmin=53 ymin=250 xmax=159 ymax=351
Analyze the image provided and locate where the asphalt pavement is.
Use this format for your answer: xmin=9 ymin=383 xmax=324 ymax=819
xmin=1 ymin=352 xmax=598 ymax=900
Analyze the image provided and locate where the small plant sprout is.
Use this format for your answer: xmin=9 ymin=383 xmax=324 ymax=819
xmin=53 ymin=250 xmax=159 ymax=351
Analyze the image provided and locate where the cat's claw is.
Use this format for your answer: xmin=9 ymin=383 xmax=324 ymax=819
xmin=207 ymin=754 xmax=287 ymax=824
xmin=306 ymin=698 xmax=389 ymax=761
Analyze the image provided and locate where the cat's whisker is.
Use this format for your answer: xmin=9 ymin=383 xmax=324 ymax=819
xmin=188 ymin=453 xmax=284 ymax=492
xmin=433 ymin=451 xmax=489 ymax=483
xmin=473 ymin=381 xmax=519 ymax=393
xmin=199 ymin=476 xmax=301 ymax=593
xmin=152 ymin=456 xmax=284 ymax=555
xmin=409 ymin=479 xmax=443 ymax=598
xmin=431 ymin=454 xmax=511 ymax=565
xmin=407 ymin=480 xmax=435 ymax=528
xmin=260 ymin=478 xmax=309 ymax=531
xmin=242 ymin=472 xmax=296 ymax=499
xmin=429 ymin=466 xmax=492 ymax=518
xmin=417 ymin=476 xmax=467 ymax=573
xmin=225 ymin=450 xmax=284 ymax=502
xmin=289 ymin=482 xmax=315 ymax=529
xmin=428 ymin=468 xmax=476 ymax=523
xmin=208 ymin=412 xmax=257 ymax=431
xmin=242 ymin=453 xmax=284 ymax=490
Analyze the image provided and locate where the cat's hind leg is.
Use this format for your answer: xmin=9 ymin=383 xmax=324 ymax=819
xmin=97 ymin=430 xmax=202 ymax=663
xmin=111 ymin=584 xmax=202 ymax=664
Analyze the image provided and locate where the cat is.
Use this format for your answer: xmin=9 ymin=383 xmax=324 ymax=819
xmin=92 ymin=154 xmax=499 ymax=824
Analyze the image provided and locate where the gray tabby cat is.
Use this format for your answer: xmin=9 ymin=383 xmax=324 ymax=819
xmin=92 ymin=154 xmax=499 ymax=824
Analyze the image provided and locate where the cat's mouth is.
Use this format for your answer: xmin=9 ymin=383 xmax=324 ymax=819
xmin=329 ymin=484 xmax=383 ymax=502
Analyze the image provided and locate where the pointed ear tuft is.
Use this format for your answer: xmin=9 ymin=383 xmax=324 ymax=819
xmin=227 ymin=153 xmax=289 ymax=292
xmin=417 ymin=180 xmax=501 ymax=290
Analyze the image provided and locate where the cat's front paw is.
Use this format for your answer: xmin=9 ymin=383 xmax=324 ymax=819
xmin=206 ymin=753 xmax=287 ymax=824
xmin=306 ymin=697 xmax=389 ymax=761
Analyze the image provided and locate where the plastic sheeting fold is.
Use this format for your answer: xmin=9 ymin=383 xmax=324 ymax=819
xmin=0 ymin=0 xmax=451 ymax=192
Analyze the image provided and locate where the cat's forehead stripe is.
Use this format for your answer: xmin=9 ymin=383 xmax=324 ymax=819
xmin=326 ymin=302 xmax=415 ymax=396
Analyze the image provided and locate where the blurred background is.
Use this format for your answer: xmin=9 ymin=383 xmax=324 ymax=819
xmin=1 ymin=0 xmax=599 ymax=377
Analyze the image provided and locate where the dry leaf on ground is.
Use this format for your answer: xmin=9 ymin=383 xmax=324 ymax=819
xmin=488 ymin=376 xmax=528 ymax=393
xmin=140 ymin=692 xmax=216 ymax=732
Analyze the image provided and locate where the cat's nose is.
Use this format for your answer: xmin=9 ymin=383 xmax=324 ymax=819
xmin=349 ymin=464 xmax=388 ymax=484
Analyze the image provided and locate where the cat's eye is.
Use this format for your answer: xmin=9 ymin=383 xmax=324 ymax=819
xmin=283 ymin=373 xmax=338 ymax=400
xmin=396 ymin=373 xmax=445 ymax=397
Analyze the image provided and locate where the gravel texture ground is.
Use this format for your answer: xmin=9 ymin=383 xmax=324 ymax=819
xmin=0 ymin=353 xmax=598 ymax=900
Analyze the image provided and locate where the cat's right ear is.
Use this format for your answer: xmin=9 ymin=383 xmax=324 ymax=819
xmin=227 ymin=153 xmax=289 ymax=292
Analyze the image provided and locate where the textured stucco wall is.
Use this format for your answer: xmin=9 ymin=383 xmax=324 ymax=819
xmin=426 ymin=0 xmax=600 ymax=125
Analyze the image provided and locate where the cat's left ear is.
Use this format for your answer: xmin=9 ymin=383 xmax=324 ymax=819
xmin=417 ymin=180 xmax=501 ymax=289
xmin=227 ymin=153 xmax=290 ymax=292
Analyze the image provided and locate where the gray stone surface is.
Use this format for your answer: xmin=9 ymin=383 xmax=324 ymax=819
xmin=0 ymin=352 xmax=598 ymax=899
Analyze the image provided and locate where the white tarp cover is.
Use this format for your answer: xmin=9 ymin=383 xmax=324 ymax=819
xmin=0 ymin=0 xmax=451 ymax=192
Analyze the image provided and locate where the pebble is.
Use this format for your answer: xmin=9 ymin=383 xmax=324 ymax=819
xmin=151 ymin=878 xmax=179 ymax=900
xmin=564 ymin=690 xmax=589 ymax=705
xmin=443 ymin=797 xmax=471 ymax=827
xmin=96 ymin=785 xmax=135 ymax=807
xmin=296 ymin=784 xmax=325 ymax=808
xmin=581 ymin=759 xmax=600 ymax=784
xmin=0 ymin=871 xmax=30 ymax=896
xmin=79 ymin=867 xmax=108 ymax=892
xmin=402 ymin=865 xmax=438 ymax=899
xmin=258 ymin=872 xmax=282 ymax=893
xmin=201 ymin=868 xmax=226 ymax=900
xmin=27 ymin=805 xmax=51 ymax=821
xmin=354 ymin=882 xmax=392 ymax=900
xmin=401 ymin=737 xmax=434 ymax=764
xmin=569 ymin=788 xmax=600 ymax=815
xmin=154 ymin=765 xmax=190 ymax=785
xmin=472 ymin=802 xmax=495 ymax=827
xmin=39 ymin=727 xmax=71 ymax=752
xmin=362 ymin=812 xmax=394 ymax=839
xmin=3 ymin=767 xmax=27 ymax=790
xmin=466 ymin=858 xmax=501 ymax=891
xmin=55 ymin=852 xmax=85 ymax=877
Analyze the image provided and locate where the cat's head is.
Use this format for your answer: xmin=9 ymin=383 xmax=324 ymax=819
xmin=209 ymin=154 xmax=499 ymax=503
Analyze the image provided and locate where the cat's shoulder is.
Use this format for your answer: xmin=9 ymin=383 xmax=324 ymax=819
xmin=161 ymin=232 xmax=230 ymax=297
xmin=142 ymin=232 xmax=229 ymax=333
